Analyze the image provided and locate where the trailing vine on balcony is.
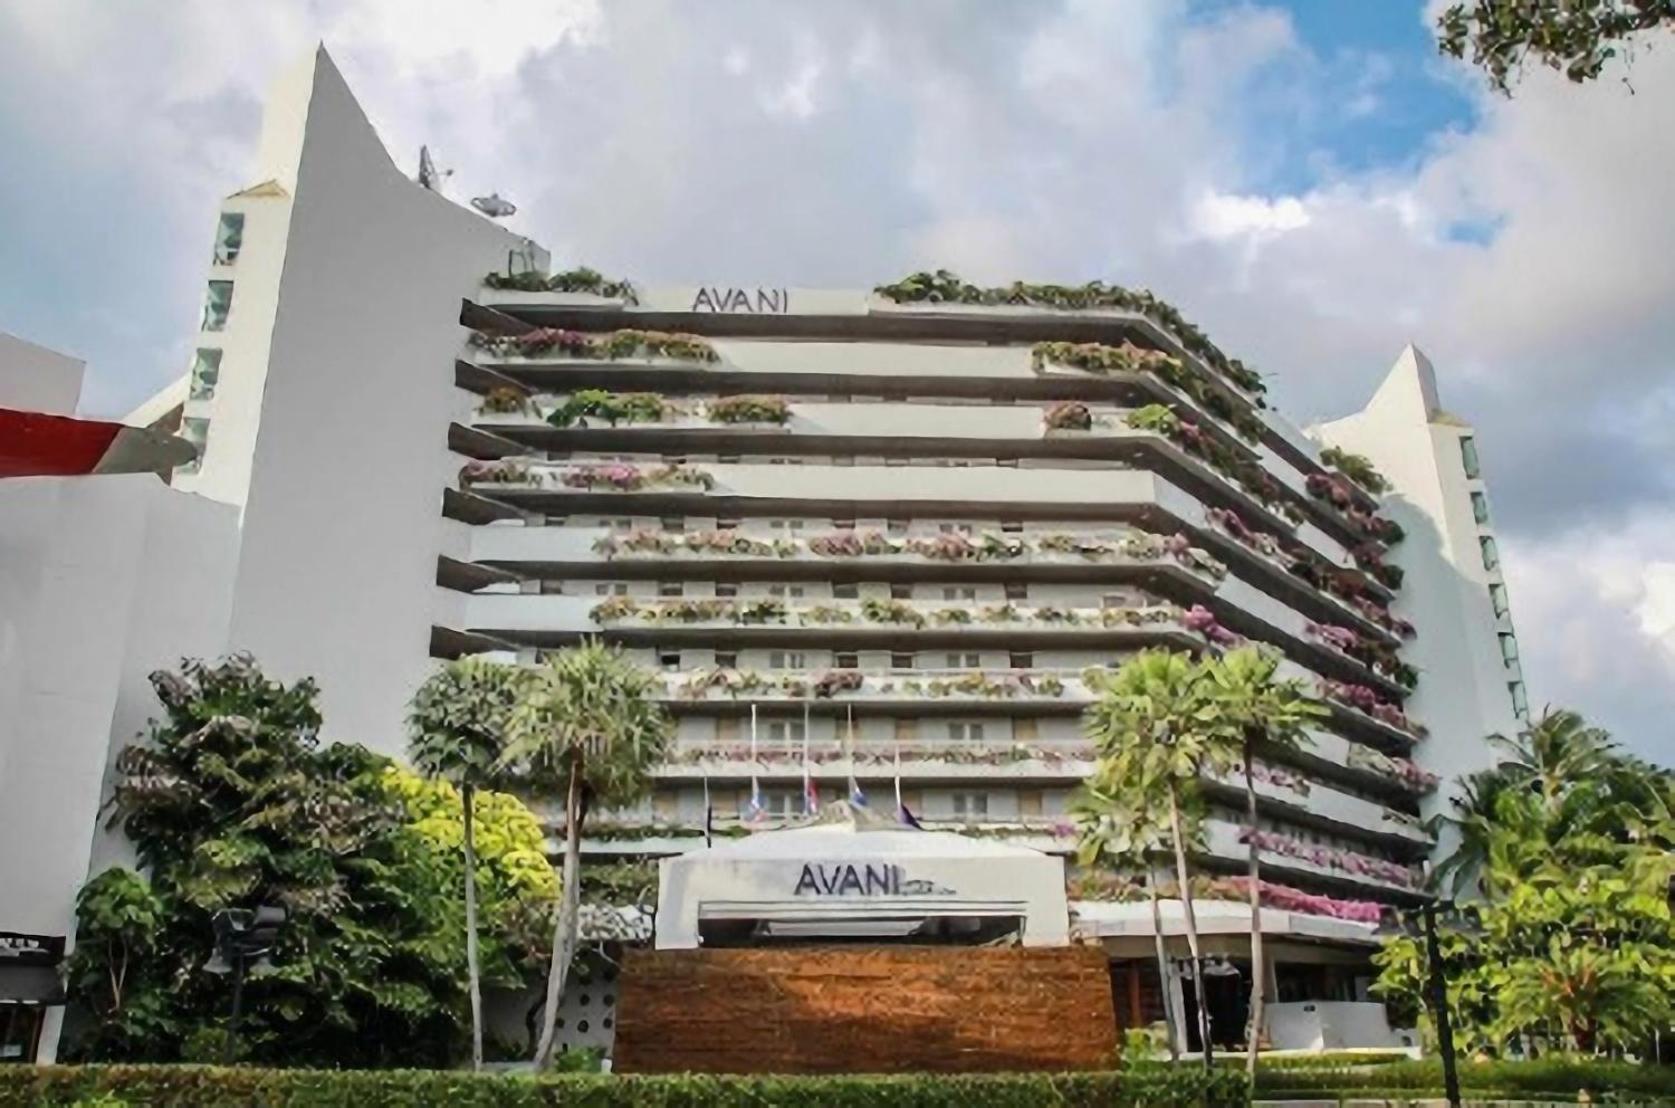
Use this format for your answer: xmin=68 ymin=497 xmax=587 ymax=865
xmin=1239 ymin=828 xmax=1421 ymax=888
xmin=1124 ymin=405 xmax=1295 ymax=520
xmin=1319 ymin=445 xmax=1390 ymax=494
xmin=1306 ymin=473 xmax=1405 ymax=544
xmin=1346 ymin=744 xmax=1440 ymax=792
xmin=478 ymin=386 xmax=539 ymax=416
xmin=1067 ymin=873 xmax=1387 ymax=925
xmin=592 ymin=526 xmax=1228 ymax=581
xmin=546 ymin=389 xmax=670 ymax=427
xmin=589 ymin=596 xmax=1185 ymax=631
xmin=707 ymin=395 xmax=791 ymax=424
xmin=1319 ymin=679 xmax=1425 ymax=737
xmin=469 ymin=327 xmax=718 ymax=363
xmin=459 ymin=459 xmax=715 ymax=492
xmin=1306 ymin=622 xmax=1419 ymax=689
xmin=1032 ymin=341 xmax=1267 ymax=442
xmin=1042 ymin=400 xmax=1094 ymax=431
xmin=482 ymin=266 xmax=639 ymax=302
xmin=671 ymin=667 xmax=1069 ymax=702
xmin=872 ymin=269 xmax=1267 ymax=397
xmin=665 ymin=741 xmax=1088 ymax=769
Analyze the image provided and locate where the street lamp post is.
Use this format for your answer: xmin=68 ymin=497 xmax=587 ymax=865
xmin=1420 ymin=902 xmax=1463 ymax=1108
xmin=209 ymin=905 xmax=287 ymax=1065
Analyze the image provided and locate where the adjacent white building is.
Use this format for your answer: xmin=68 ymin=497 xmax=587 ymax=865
xmin=12 ymin=45 xmax=1527 ymax=1059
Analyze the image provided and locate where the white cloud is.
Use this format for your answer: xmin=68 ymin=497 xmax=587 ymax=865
xmin=1189 ymin=191 xmax=1312 ymax=240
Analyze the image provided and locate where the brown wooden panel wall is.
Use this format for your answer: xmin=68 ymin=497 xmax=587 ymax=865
xmin=612 ymin=945 xmax=1118 ymax=1074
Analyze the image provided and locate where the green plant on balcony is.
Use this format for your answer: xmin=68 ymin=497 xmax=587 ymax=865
xmin=1042 ymin=400 xmax=1094 ymax=432
xmin=811 ymin=670 xmax=865 ymax=698
xmin=478 ymin=386 xmax=540 ymax=417
xmin=458 ymin=458 xmax=532 ymax=486
xmin=979 ymin=603 xmax=1023 ymax=623
xmin=1125 ymin=403 xmax=1181 ymax=436
xmin=737 ymin=599 xmax=788 ymax=625
xmin=546 ymin=389 xmax=670 ymax=428
xmin=930 ymin=607 xmax=973 ymax=625
xmin=1033 ymin=340 xmax=1267 ymax=443
xmin=471 ymin=327 xmax=718 ymax=364
xmin=482 ymin=266 xmax=639 ymax=303
xmin=860 ymin=597 xmax=925 ymax=627
xmin=706 ymin=395 xmax=791 ymax=424
xmin=676 ymin=667 xmax=773 ymax=699
xmin=1320 ymin=446 xmax=1390 ymax=494
xmin=1033 ymin=605 xmax=1083 ymax=624
xmin=873 ymin=269 xmax=1267 ymax=397
xmin=903 ymin=532 xmax=983 ymax=561
xmin=590 ymin=595 xmax=640 ymax=622
xmin=803 ymin=604 xmax=854 ymax=624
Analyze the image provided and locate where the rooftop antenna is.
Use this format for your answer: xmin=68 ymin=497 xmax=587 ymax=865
xmin=472 ymin=192 xmax=517 ymax=219
xmin=416 ymin=145 xmax=452 ymax=192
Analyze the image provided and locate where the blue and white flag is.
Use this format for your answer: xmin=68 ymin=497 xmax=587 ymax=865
xmin=744 ymin=704 xmax=765 ymax=823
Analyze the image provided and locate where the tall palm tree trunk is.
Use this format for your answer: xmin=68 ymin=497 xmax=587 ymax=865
xmin=462 ymin=782 xmax=484 ymax=1073
xmin=533 ymin=757 xmax=584 ymax=1069
xmin=1167 ymin=781 xmax=1213 ymax=1065
xmin=1147 ymin=871 xmax=1180 ymax=1061
xmin=1243 ymin=740 xmax=1265 ymax=1076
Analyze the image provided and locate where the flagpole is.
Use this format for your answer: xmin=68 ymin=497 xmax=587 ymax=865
xmin=802 ymin=699 xmax=815 ymax=815
xmin=748 ymin=704 xmax=762 ymax=823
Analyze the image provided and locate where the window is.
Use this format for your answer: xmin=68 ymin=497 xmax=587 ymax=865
xmin=894 ymin=718 xmax=917 ymax=742
xmin=758 ymin=789 xmax=799 ymax=817
xmin=1460 ymin=436 xmax=1481 ymax=479
xmin=891 ymin=652 xmax=915 ymax=670
xmin=1498 ymin=632 xmax=1519 ymax=666
xmin=717 ymin=517 xmax=741 ymax=530
xmin=177 ymin=416 xmax=210 ymax=474
xmin=945 ymin=652 xmax=981 ymax=669
xmin=1009 ymin=651 xmax=1033 ymax=669
xmin=887 ymin=519 xmax=909 ymax=535
xmin=188 ymin=348 xmax=222 ymax=401
xmin=596 ymin=582 xmax=628 ymax=596
xmin=835 ymin=652 xmax=858 ymax=669
xmin=833 ymin=518 xmax=856 ymax=530
xmin=890 ymin=584 xmax=913 ymax=600
xmin=1017 ymin=789 xmax=1043 ymax=817
xmin=1489 ymin=582 xmax=1510 ymax=618
xmin=939 ymin=522 xmax=973 ymax=535
xmin=718 ymin=454 xmax=741 ymax=464
xmin=1508 ymin=680 xmax=1529 ymax=719
xmin=201 ymin=280 xmax=234 ymax=332
xmin=715 ymin=582 xmax=738 ymax=598
xmin=768 ymin=584 xmax=805 ymax=598
xmin=1479 ymin=535 xmax=1500 ymax=571
xmin=947 ymin=722 xmax=985 ymax=742
xmin=657 ymin=650 xmax=681 ymax=671
xmin=997 ymin=458 xmax=1019 ymax=469
xmin=1013 ymin=718 xmax=1038 ymax=743
xmin=658 ymin=581 xmax=684 ymax=597
xmin=715 ymin=651 xmax=738 ymax=669
xmin=768 ymin=651 xmax=806 ymax=669
xmin=942 ymin=586 xmax=977 ymax=602
xmin=833 ymin=583 xmax=859 ymax=599
xmin=1001 ymin=521 xmax=1023 ymax=533
xmin=950 ymin=791 xmax=989 ymax=817
xmin=661 ymin=516 xmax=686 ymax=532
xmin=1004 ymin=582 xmax=1027 ymax=601
xmin=212 ymin=211 xmax=245 ymax=265
xmin=766 ymin=718 xmax=806 ymax=744
xmin=1470 ymin=491 xmax=1490 ymax=525
xmin=769 ymin=519 xmax=805 ymax=533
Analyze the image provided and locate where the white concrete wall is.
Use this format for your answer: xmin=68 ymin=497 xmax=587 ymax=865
xmin=0 ymin=474 xmax=237 ymax=1060
xmin=0 ymin=332 xmax=83 ymax=415
xmin=217 ymin=48 xmax=540 ymax=756
xmin=1314 ymin=348 xmax=1519 ymax=834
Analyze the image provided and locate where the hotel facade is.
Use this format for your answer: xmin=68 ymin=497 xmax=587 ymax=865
xmin=6 ymin=47 xmax=1525 ymax=1060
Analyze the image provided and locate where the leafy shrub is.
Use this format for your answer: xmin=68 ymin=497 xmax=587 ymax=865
xmin=0 ymin=1065 xmax=1251 ymax=1107
xmin=706 ymin=395 xmax=790 ymax=424
xmin=483 ymin=266 xmax=638 ymax=303
xmin=546 ymin=389 xmax=668 ymax=428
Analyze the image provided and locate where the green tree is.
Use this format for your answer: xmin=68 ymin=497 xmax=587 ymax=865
xmin=1083 ymin=650 xmax=1236 ymax=1061
xmin=407 ymin=657 xmax=529 ymax=1071
xmin=1074 ymin=766 xmax=1188 ymax=1061
xmin=69 ymin=655 xmax=552 ymax=1067
xmin=1438 ymin=1 xmax=1675 ymax=93
xmin=502 ymin=642 xmax=673 ymax=1070
xmin=1204 ymin=646 xmax=1325 ymax=1074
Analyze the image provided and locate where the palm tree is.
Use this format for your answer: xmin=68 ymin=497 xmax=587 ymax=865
xmin=1084 ymin=650 xmax=1235 ymax=1063
xmin=1073 ymin=766 xmax=1184 ymax=1060
xmin=1203 ymin=646 xmax=1325 ymax=1075
xmin=502 ymin=642 xmax=673 ymax=1070
xmin=407 ymin=656 xmax=528 ymax=1072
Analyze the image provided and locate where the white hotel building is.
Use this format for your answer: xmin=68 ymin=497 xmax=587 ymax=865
xmin=5 ymin=47 xmax=1526 ymax=1058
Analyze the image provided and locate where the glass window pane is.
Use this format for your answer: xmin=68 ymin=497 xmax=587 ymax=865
xmin=1460 ymin=436 xmax=1481 ymax=479
xmin=1499 ymin=632 xmax=1519 ymax=664
xmin=213 ymin=212 xmax=245 ymax=265
xmin=1471 ymin=491 xmax=1489 ymax=524
xmin=1479 ymin=535 xmax=1499 ymax=571
xmin=188 ymin=348 xmax=222 ymax=400
xmin=178 ymin=416 xmax=210 ymax=474
xmin=202 ymin=281 xmax=233 ymax=332
xmin=1509 ymin=681 xmax=1529 ymax=717
xmin=1489 ymin=583 xmax=1509 ymax=617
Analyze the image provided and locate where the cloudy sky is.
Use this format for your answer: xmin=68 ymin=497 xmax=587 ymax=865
xmin=2 ymin=1 xmax=1672 ymax=763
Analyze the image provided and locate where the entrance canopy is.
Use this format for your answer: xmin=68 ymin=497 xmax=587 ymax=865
xmin=655 ymin=803 xmax=1069 ymax=949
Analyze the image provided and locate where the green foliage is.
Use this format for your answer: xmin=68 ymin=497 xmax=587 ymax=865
xmin=66 ymin=655 xmax=553 ymax=1069
xmin=0 ymin=1064 xmax=1251 ymax=1107
xmin=1254 ymin=1056 xmax=1675 ymax=1099
xmin=706 ymin=394 xmax=791 ymax=424
xmin=408 ymin=657 xmax=529 ymax=790
xmin=483 ymin=266 xmax=639 ymax=303
xmin=546 ymin=389 xmax=669 ymax=428
xmin=386 ymin=769 xmax=558 ymax=904
xmin=1318 ymin=445 xmax=1390 ymax=494
xmin=1374 ymin=707 xmax=1675 ymax=1055
xmin=1438 ymin=1 xmax=1675 ymax=93
xmin=874 ymin=268 xmax=1267 ymax=397
xmin=1123 ymin=403 xmax=1181 ymax=436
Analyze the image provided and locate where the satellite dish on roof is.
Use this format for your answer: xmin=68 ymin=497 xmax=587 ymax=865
xmin=416 ymin=145 xmax=452 ymax=192
xmin=471 ymin=193 xmax=516 ymax=218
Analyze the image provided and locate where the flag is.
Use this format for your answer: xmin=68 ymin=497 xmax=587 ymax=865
xmin=899 ymin=801 xmax=924 ymax=830
xmin=703 ymin=771 xmax=713 ymax=848
xmin=845 ymin=705 xmax=867 ymax=807
xmin=893 ymin=740 xmax=919 ymax=826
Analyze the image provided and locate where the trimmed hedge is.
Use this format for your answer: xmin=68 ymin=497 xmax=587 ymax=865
xmin=1254 ymin=1057 xmax=1675 ymax=1101
xmin=0 ymin=1064 xmax=1250 ymax=1107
